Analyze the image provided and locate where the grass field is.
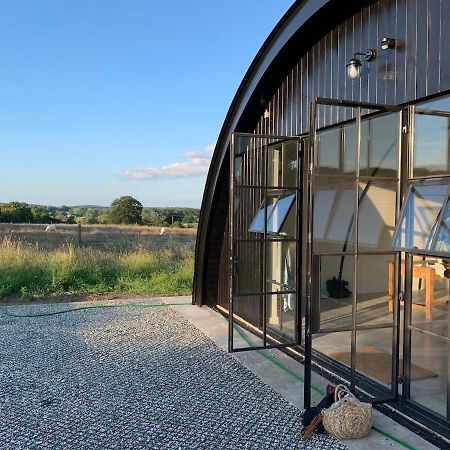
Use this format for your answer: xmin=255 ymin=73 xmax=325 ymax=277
xmin=0 ymin=224 xmax=196 ymax=301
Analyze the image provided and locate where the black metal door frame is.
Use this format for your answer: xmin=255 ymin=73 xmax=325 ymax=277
xmin=304 ymin=97 xmax=406 ymax=408
xmin=229 ymin=132 xmax=304 ymax=353
xmin=398 ymin=104 xmax=450 ymax=433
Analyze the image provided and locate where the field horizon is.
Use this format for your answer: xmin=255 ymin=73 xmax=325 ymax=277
xmin=0 ymin=224 xmax=196 ymax=301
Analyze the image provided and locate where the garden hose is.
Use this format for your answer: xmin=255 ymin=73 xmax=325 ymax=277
xmin=212 ymin=307 xmax=418 ymax=450
xmin=0 ymin=302 xmax=192 ymax=318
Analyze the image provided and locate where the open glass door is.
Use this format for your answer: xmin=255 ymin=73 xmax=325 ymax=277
xmin=229 ymin=132 xmax=303 ymax=352
xmin=391 ymin=100 xmax=450 ymax=436
xmin=304 ymin=98 xmax=406 ymax=407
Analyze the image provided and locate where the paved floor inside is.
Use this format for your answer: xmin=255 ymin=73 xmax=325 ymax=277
xmin=0 ymin=297 xmax=348 ymax=450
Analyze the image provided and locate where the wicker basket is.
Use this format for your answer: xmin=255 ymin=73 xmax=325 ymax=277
xmin=322 ymin=384 xmax=372 ymax=439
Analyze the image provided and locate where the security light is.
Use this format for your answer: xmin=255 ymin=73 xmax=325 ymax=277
xmin=381 ymin=37 xmax=396 ymax=50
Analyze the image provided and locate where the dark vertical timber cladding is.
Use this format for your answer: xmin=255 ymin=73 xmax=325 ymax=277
xmin=323 ymin=33 xmax=331 ymax=126
xmin=426 ymin=0 xmax=440 ymax=96
xmin=260 ymin=0 xmax=450 ymax=137
xmin=385 ymin=0 xmax=397 ymax=103
xmin=331 ymin=27 xmax=339 ymax=124
xmin=337 ymin=24 xmax=346 ymax=123
xmin=290 ymin=68 xmax=296 ymax=135
xmin=354 ymin=10 xmax=363 ymax=103
xmin=441 ymin=0 xmax=450 ymax=88
xmin=395 ymin=0 xmax=407 ymax=105
xmin=405 ymin=0 xmax=417 ymax=100
xmin=367 ymin=2 xmax=378 ymax=104
xmin=377 ymin=0 xmax=388 ymax=104
xmin=360 ymin=8 xmax=369 ymax=104
xmin=204 ymin=159 xmax=230 ymax=307
xmin=415 ymin=0 xmax=427 ymax=99
xmin=217 ymin=213 xmax=230 ymax=309
xmin=293 ymin=64 xmax=299 ymax=135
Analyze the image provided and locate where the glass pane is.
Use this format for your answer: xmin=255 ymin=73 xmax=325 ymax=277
xmin=313 ymin=179 xmax=355 ymax=253
xmin=248 ymin=196 xmax=276 ymax=233
xmin=357 ymin=254 xmax=395 ymax=326
xmin=409 ymin=330 xmax=448 ymax=418
xmin=317 ymin=255 xmax=354 ymax=330
xmin=235 ymin=241 xmax=262 ymax=295
xmin=312 ymin=331 xmax=352 ymax=369
xmin=234 ymin=155 xmax=243 ymax=185
xmin=266 ymin=192 xmax=296 ymax=234
xmin=233 ymin=295 xmax=263 ymax=332
xmin=248 ymin=192 xmax=295 ymax=236
xmin=282 ymin=141 xmax=298 ymax=187
xmin=266 ymin=293 xmax=296 ymax=340
xmin=268 ymin=144 xmax=283 ymax=187
xmin=234 ymin=187 xmax=264 ymax=239
xmin=234 ymin=134 xmax=253 ymax=156
xmin=268 ymin=141 xmax=298 ymax=188
xmin=356 ymin=328 xmax=394 ymax=388
xmin=316 ymin=127 xmax=341 ymax=175
xmin=360 ymin=113 xmax=399 ymax=178
xmin=393 ymin=183 xmax=449 ymax=251
xmin=358 ymin=182 xmax=397 ymax=251
xmin=414 ymin=113 xmax=450 ymax=177
xmin=266 ymin=241 xmax=296 ymax=292
xmin=234 ymin=135 xmax=264 ymax=187
xmin=433 ymin=201 xmax=450 ymax=253
xmin=410 ymin=256 xmax=449 ymax=338
xmin=343 ymin=122 xmax=356 ymax=174
xmin=277 ymin=198 xmax=296 ymax=238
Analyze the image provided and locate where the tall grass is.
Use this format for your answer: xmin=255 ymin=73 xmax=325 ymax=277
xmin=0 ymin=238 xmax=194 ymax=300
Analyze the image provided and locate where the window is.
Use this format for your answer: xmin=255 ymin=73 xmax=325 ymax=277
xmin=248 ymin=191 xmax=296 ymax=235
xmin=248 ymin=201 xmax=275 ymax=233
xmin=392 ymin=181 xmax=450 ymax=253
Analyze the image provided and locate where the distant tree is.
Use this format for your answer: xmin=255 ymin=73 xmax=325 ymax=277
xmin=0 ymin=202 xmax=33 ymax=223
xmin=84 ymin=208 xmax=98 ymax=224
xmin=30 ymin=206 xmax=53 ymax=223
xmin=142 ymin=209 xmax=159 ymax=226
xmin=109 ymin=196 xmax=143 ymax=225
xmin=70 ymin=207 xmax=83 ymax=216
xmin=97 ymin=212 xmax=110 ymax=224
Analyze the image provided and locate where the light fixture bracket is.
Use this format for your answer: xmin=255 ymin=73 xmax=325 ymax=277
xmin=353 ymin=49 xmax=376 ymax=62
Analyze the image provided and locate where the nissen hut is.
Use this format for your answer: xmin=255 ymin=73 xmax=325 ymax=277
xmin=194 ymin=0 xmax=450 ymax=445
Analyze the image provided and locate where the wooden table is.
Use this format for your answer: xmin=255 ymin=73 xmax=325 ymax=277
xmin=388 ymin=261 xmax=435 ymax=320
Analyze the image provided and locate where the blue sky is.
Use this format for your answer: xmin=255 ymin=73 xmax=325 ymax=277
xmin=0 ymin=1 xmax=292 ymax=207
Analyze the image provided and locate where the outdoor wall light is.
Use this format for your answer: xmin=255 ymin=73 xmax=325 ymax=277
xmin=346 ymin=49 xmax=376 ymax=80
xmin=381 ymin=37 xmax=396 ymax=50
xmin=263 ymin=109 xmax=270 ymax=119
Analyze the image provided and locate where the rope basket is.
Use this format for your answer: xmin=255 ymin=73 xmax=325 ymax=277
xmin=322 ymin=384 xmax=372 ymax=439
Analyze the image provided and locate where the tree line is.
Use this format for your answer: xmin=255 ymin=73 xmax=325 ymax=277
xmin=0 ymin=196 xmax=199 ymax=228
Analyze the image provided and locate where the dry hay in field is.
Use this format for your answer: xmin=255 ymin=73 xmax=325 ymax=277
xmin=0 ymin=223 xmax=197 ymax=252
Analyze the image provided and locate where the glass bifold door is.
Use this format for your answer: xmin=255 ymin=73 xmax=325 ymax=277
xmin=229 ymin=133 xmax=303 ymax=352
xmin=304 ymin=98 xmax=403 ymax=405
xmin=230 ymin=97 xmax=450 ymax=434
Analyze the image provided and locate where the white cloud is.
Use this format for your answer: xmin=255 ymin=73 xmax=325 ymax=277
xmin=121 ymin=145 xmax=214 ymax=180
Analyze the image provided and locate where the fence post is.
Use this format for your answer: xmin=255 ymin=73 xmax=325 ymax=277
xmin=78 ymin=224 xmax=82 ymax=247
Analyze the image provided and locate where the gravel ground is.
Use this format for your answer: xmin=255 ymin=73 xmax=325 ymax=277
xmin=0 ymin=299 xmax=347 ymax=450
